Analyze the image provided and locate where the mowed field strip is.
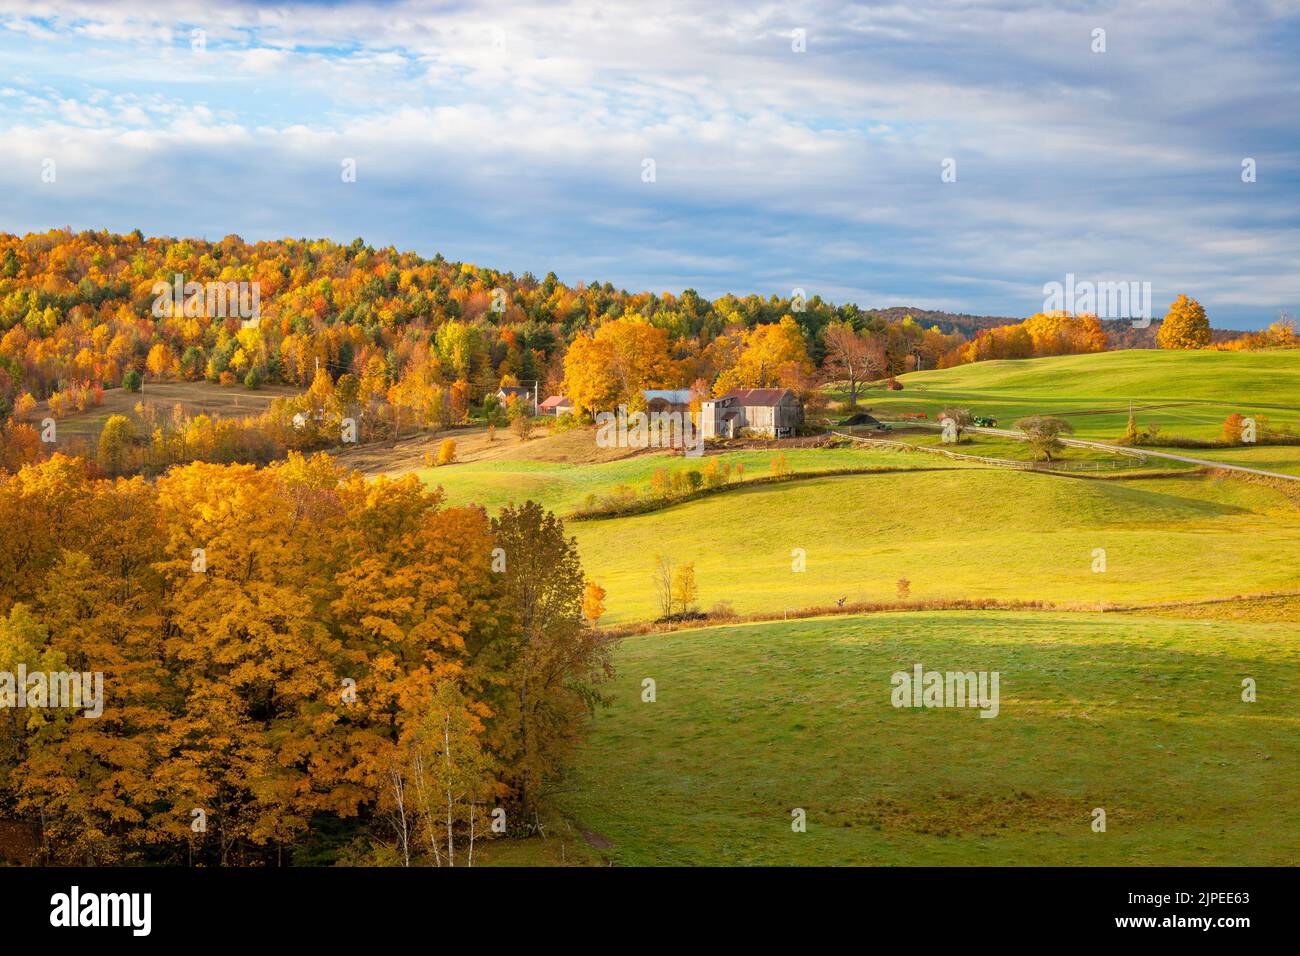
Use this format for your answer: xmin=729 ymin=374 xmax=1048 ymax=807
xmin=557 ymin=611 xmax=1300 ymax=865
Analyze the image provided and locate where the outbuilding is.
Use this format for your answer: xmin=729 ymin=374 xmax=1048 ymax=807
xmin=700 ymin=387 xmax=803 ymax=439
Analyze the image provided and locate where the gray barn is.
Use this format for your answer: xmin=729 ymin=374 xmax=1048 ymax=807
xmin=700 ymin=388 xmax=803 ymax=439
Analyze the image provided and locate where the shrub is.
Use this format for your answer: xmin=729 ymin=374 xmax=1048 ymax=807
xmin=1015 ymin=415 xmax=1073 ymax=461
xmin=1222 ymin=413 xmax=1245 ymax=445
xmin=1123 ymin=407 xmax=1139 ymax=445
xmin=650 ymin=467 xmax=671 ymax=498
xmin=671 ymin=562 xmax=698 ymax=614
xmin=511 ymin=410 xmax=534 ymax=442
xmin=481 ymin=394 xmax=507 ymax=427
xmin=122 ymin=370 xmax=142 ymax=393
xmin=436 ymin=437 xmax=456 ymax=465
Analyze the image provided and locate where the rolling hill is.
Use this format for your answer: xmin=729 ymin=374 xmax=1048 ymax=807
xmin=866 ymin=349 xmax=1300 ymax=439
xmin=558 ymin=611 xmax=1300 ymax=865
xmin=569 ymin=467 xmax=1300 ymax=622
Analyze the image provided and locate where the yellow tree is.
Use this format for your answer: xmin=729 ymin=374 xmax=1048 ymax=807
xmin=146 ymin=342 xmax=175 ymax=381
xmin=563 ymin=317 xmax=677 ymax=416
xmin=582 ymin=580 xmax=606 ymax=626
xmin=714 ymin=316 xmax=812 ymax=394
xmin=20 ymin=477 xmax=168 ymax=864
xmin=151 ymin=459 xmax=340 ymax=862
xmin=671 ymin=563 xmax=697 ymax=614
xmin=1157 ymin=294 xmax=1211 ymax=349
xmin=97 ymin=414 xmax=136 ymax=476
xmin=597 ymin=316 xmax=678 ymax=407
xmin=562 ymin=334 xmax=619 ymax=417
xmin=329 ymin=470 xmax=509 ymax=816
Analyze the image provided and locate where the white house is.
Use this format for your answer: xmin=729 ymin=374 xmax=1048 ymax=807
xmin=495 ymin=385 xmax=536 ymax=415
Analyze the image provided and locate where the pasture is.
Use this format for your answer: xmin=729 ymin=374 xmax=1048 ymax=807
xmin=556 ymin=611 xmax=1300 ymax=865
xmin=418 ymin=441 xmax=970 ymax=516
xmin=850 ymin=349 xmax=1300 ymax=474
xmin=569 ymin=467 xmax=1300 ymax=622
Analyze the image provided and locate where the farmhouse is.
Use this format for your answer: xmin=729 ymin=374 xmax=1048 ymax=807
xmin=700 ymin=388 xmax=802 ymax=439
xmin=495 ymin=385 xmax=536 ymax=414
xmin=538 ymin=395 xmax=573 ymax=416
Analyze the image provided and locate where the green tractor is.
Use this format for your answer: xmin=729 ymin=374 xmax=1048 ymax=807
xmin=972 ymin=415 xmax=998 ymax=428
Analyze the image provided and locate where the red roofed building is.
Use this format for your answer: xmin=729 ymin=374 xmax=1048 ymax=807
xmin=539 ymin=395 xmax=573 ymax=416
xmin=700 ymin=387 xmax=802 ymax=439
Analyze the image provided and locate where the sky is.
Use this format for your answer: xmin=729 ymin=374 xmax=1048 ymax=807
xmin=0 ymin=0 xmax=1297 ymax=329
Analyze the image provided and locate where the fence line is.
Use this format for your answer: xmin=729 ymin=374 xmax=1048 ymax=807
xmin=830 ymin=429 xmax=1148 ymax=472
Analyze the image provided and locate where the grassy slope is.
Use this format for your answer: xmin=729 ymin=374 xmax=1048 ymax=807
xmin=40 ymin=381 xmax=302 ymax=442
xmin=420 ymin=445 xmax=965 ymax=516
xmin=571 ymin=468 xmax=1300 ymax=622
xmin=853 ymin=349 xmax=1300 ymax=473
xmin=560 ymin=611 xmax=1300 ymax=865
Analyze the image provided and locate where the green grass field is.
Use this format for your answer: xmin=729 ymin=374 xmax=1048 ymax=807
xmin=558 ymin=611 xmax=1300 ymax=865
xmin=571 ymin=467 xmax=1300 ymax=622
xmin=873 ymin=349 xmax=1300 ymax=436
xmin=420 ymin=445 xmax=968 ymax=516
xmin=454 ymin=349 xmax=1300 ymax=867
xmin=404 ymin=351 xmax=1300 ymax=626
xmin=848 ymin=349 xmax=1300 ymax=473
xmin=425 ymin=349 xmax=1300 ymax=867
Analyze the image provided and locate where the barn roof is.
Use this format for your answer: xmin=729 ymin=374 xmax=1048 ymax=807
xmin=641 ymin=389 xmax=692 ymax=404
xmin=539 ymin=395 xmax=571 ymax=409
xmin=723 ymin=387 xmax=796 ymax=407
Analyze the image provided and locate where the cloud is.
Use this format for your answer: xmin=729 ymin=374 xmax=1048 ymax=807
xmin=0 ymin=0 xmax=1296 ymax=327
